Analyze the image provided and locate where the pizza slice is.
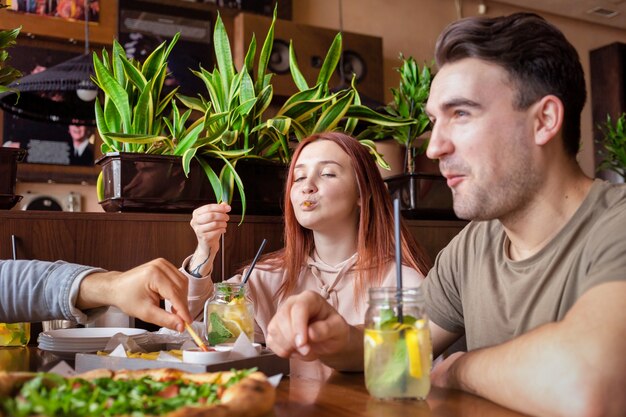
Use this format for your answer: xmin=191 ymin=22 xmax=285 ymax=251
xmin=0 ymin=367 xmax=275 ymax=417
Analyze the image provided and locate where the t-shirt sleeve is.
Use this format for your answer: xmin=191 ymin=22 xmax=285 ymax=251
xmin=582 ymin=202 xmax=626 ymax=294
xmin=423 ymin=229 xmax=467 ymax=334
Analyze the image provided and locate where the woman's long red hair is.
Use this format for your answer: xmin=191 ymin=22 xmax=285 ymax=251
xmin=263 ymin=132 xmax=431 ymax=301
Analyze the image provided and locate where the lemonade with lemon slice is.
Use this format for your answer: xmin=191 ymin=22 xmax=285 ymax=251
xmin=364 ymin=288 xmax=432 ymax=400
xmin=0 ymin=322 xmax=30 ymax=347
xmin=204 ymin=283 xmax=254 ymax=345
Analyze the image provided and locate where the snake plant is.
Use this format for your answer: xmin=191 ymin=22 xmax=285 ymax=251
xmin=360 ymin=55 xmax=433 ymax=173
xmin=92 ymin=6 xmax=415 ymax=217
xmin=598 ymin=113 xmax=626 ymax=180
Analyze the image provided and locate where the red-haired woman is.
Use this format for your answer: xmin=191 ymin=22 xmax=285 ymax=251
xmin=181 ymin=132 xmax=430 ymax=377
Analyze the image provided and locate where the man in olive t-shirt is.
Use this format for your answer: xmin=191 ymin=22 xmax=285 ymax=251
xmin=424 ymin=179 xmax=626 ymax=350
xmin=263 ymin=12 xmax=626 ymax=417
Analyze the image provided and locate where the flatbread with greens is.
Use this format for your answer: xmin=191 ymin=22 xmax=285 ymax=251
xmin=0 ymin=368 xmax=275 ymax=417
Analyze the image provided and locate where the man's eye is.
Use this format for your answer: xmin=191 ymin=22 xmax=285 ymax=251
xmin=454 ymin=110 xmax=468 ymax=117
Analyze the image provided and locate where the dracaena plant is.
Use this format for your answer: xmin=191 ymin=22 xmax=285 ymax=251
xmin=174 ymin=9 xmax=282 ymax=212
xmin=92 ymin=32 xmax=183 ymax=154
xmin=361 ymin=55 xmax=433 ymax=173
xmin=91 ymin=33 xmax=211 ymax=206
xmin=264 ymin=31 xmax=417 ymax=170
xmin=598 ymin=113 xmax=626 ymax=180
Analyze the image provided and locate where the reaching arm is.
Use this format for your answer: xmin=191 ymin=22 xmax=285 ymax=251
xmin=76 ymin=258 xmax=193 ymax=331
xmin=266 ymin=291 xmax=364 ymax=371
xmin=431 ymin=281 xmax=626 ymax=417
xmin=187 ymin=203 xmax=230 ymax=278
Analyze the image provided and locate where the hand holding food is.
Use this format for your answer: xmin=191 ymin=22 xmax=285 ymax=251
xmin=189 ymin=203 xmax=231 ymax=267
xmin=76 ymin=258 xmax=192 ymax=332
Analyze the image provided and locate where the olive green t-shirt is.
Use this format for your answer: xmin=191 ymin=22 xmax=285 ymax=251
xmin=424 ymin=180 xmax=626 ymax=351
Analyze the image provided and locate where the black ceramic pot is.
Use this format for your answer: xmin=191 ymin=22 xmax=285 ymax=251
xmin=0 ymin=147 xmax=27 ymax=210
xmin=384 ymin=172 xmax=457 ymax=220
xmin=96 ymin=153 xmax=287 ymax=215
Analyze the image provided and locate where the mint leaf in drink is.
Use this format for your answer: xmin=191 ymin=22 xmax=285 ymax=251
xmin=371 ymin=337 xmax=409 ymax=391
xmin=380 ymin=309 xmax=418 ymax=330
xmin=207 ymin=312 xmax=234 ymax=345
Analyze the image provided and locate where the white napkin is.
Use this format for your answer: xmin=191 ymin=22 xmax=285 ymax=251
xmin=48 ymin=361 xmax=76 ymax=377
xmin=103 ymin=334 xmax=146 ymax=353
xmin=108 ymin=343 xmax=128 ymax=358
xmin=267 ymin=373 xmax=283 ymax=388
xmin=227 ymin=332 xmax=259 ymax=360
xmin=157 ymin=351 xmax=182 ymax=363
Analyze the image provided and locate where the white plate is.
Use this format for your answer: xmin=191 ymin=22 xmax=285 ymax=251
xmin=41 ymin=327 xmax=147 ymax=339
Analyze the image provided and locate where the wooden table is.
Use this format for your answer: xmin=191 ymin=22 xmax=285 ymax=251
xmin=0 ymin=347 xmax=527 ymax=417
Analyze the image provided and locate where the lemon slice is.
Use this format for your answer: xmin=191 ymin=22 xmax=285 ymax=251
xmin=405 ymin=328 xmax=422 ymax=379
xmin=222 ymin=318 xmax=244 ymax=337
xmin=364 ymin=329 xmax=383 ymax=348
xmin=228 ymin=297 xmax=245 ymax=306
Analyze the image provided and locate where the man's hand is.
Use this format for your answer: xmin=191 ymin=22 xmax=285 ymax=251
xmin=266 ymin=291 xmax=363 ymax=371
xmin=76 ymin=258 xmax=192 ymax=332
xmin=188 ymin=203 xmax=231 ymax=276
xmin=431 ymin=351 xmax=465 ymax=389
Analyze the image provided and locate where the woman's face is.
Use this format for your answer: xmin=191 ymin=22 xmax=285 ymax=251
xmin=290 ymin=140 xmax=360 ymax=234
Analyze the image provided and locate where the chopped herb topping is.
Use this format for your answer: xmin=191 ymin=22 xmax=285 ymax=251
xmin=1 ymin=368 xmax=255 ymax=417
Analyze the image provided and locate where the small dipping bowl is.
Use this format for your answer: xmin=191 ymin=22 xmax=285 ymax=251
xmin=215 ymin=342 xmax=263 ymax=354
xmin=182 ymin=348 xmax=229 ymax=365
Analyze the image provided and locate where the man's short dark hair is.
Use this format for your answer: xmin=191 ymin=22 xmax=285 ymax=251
xmin=435 ymin=13 xmax=586 ymax=156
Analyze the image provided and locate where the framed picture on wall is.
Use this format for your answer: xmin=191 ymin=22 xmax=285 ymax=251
xmin=0 ymin=0 xmax=117 ymax=45
xmin=0 ymin=39 xmax=101 ymax=184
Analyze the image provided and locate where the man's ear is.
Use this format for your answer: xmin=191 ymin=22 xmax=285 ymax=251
xmin=533 ymin=95 xmax=564 ymax=146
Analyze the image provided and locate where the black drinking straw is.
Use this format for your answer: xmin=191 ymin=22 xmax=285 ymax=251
xmin=394 ymin=198 xmax=404 ymax=324
xmin=242 ymin=239 xmax=268 ymax=284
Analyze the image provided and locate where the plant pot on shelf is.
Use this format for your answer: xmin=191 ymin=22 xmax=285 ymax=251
xmin=385 ymin=172 xmax=456 ymax=220
xmin=0 ymin=147 xmax=27 ymax=209
xmin=96 ymin=153 xmax=287 ymax=215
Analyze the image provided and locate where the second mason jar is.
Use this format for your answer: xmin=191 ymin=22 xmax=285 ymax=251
xmin=0 ymin=322 xmax=31 ymax=347
xmin=364 ymin=287 xmax=432 ymax=400
xmin=204 ymin=282 xmax=254 ymax=345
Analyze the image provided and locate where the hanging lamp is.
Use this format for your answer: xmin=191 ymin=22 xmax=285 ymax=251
xmin=0 ymin=0 xmax=97 ymax=125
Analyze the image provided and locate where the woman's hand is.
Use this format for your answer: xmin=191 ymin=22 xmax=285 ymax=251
xmin=188 ymin=203 xmax=231 ymax=277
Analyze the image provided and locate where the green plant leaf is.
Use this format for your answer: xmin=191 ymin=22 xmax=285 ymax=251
xmin=243 ymin=34 xmax=257 ymax=73
xmin=182 ymin=147 xmax=197 ymax=176
xmin=132 ymin=76 xmax=155 ymax=134
xmin=313 ymin=90 xmax=354 ymax=133
xmin=175 ymin=120 xmax=207 ymax=156
xmin=197 ymin=156 xmax=224 ymax=205
xmin=316 ymin=33 xmax=342 ymax=88
xmin=111 ymin=41 xmax=127 ymax=87
xmin=176 ymin=94 xmax=209 ymax=113
xmin=289 ymin=40 xmax=309 ymax=92
xmin=120 ymin=57 xmax=148 ymax=91
xmin=346 ymin=105 xmax=416 ymax=127
xmin=93 ymin=52 xmax=132 ymax=133
xmin=256 ymin=4 xmax=277 ymax=91
xmin=214 ymin=12 xmax=235 ymax=100
xmin=101 ymin=132 xmax=169 ymax=145
xmin=359 ymin=139 xmax=390 ymax=170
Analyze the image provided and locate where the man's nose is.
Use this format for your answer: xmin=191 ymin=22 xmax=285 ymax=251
xmin=426 ymin=122 xmax=454 ymax=160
